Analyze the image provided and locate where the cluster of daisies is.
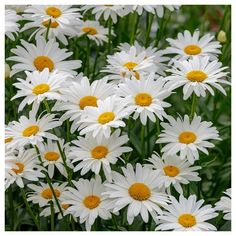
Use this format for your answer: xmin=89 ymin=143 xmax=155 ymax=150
xmin=5 ymin=5 xmax=231 ymax=231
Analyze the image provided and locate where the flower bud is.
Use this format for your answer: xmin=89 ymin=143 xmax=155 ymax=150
xmin=5 ymin=63 xmax=11 ymax=79
xmin=217 ymin=30 xmax=227 ymax=44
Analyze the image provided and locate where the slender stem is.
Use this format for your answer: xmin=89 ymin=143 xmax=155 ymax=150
xmin=92 ymin=45 xmax=99 ymax=80
xmin=156 ymin=118 xmax=162 ymax=152
xmin=20 ymin=188 xmax=40 ymax=230
xmin=34 ymin=145 xmax=64 ymax=217
xmin=130 ymin=12 xmax=139 ymax=44
xmin=108 ymin=17 xmax=112 ymax=54
xmin=66 ymin=120 xmax=70 ymax=142
xmin=86 ymin=37 xmax=90 ymax=76
xmin=45 ymin=19 xmax=51 ymax=41
xmin=43 ymin=100 xmax=72 ymax=184
xmin=147 ymin=120 xmax=150 ymax=156
xmin=190 ymin=93 xmax=197 ymax=121
xmin=145 ymin=13 xmax=154 ymax=47
xmin=141 ymin=124 xmax=145 ymax=161
xmin=50 ymin=201 xmax=55 ymax=231
xmin=7 ymin=187 xmax=15 ymax=230
xmin=112 ymin=215 xmax=118 ymax=230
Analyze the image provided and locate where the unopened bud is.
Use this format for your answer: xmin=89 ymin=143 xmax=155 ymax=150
xmin=5 ymin=63 xmax=11 ymax=79
xmin=217 ymin=30 xmax=227 ymax=44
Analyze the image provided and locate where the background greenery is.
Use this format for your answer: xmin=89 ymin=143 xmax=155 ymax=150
xmin=5 ymin=5 xmax=231 ymax=231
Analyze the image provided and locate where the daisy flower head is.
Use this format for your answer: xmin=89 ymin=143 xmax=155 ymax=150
xmin=5 ymin=148 xmax=44 ymax=189
xmin=118 ymin=41 xmax=170 ymax=76
xmin=117 ymin=73 xmax=171 ymax=125
xmin=12 ymin=69 xmax=70 ymax=111
xmin=156 ymin=194 xmax=218 ymax=231
xmin=38 ymin=139 xmax=73 ymax=179
xmin=69 ymin=129 xmax=132 ymax=181
xmin=77 ymin=20 xmax=113 ymax=46
xmin=5 ymin=9 xmax=21 ymax=41
xmin=7 ymin=36 xmax=81 ymax=77
xmin=52 ymin=75 xmax=115 ymax=133
xmin=132 ymin=5 xmax=180 ymax=17
xmin=102 ymin=46 xmax=155 ymax=82
xmin=104 ymin=163 xmax=169 ymax=225
xmin=165 ymin=29 xmax=222 ymax=61
xmin=5 ymin=103 xmax=62 ymax=148
xmin=165 ymin=56 xmax=230 ymax=100
xmin=215 ymin=188 xmax=231 ymax=220
xmin=5 ymin=123 xmax=16 ymax=150
xmin=146 ymin=152 xmax=201 ymax=194
xmin=62 ymin=176 xmax=113 ymax=231
xmin=27 ymin=181 xmax=67 ymax=207
xmin=156 ymin=114 xmax=221 ymax=164
xmin=81 ymin=5 xmax=131 ymax=24
xmin=20 ymin=17 xmax=78 ymax=45
xmin=78 ymin=95 xmax=131 ymax=142
xmin=23 ymin=5 xmax=82 ymax=26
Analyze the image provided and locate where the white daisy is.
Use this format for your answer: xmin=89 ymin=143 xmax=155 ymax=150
xmin=156 ymin=114 xmax=221 ymax=164
xmin=69 ymin=129 xmax=132 ymax=181
xmin=102 ymin=46 xmax=155 ymax=82
xmin=132 ymin=5 xmax=180 ymax=17
xmin=146 ymin=152 xmax=201 ymax=194
xmin=156 ymin=194 xmax=218 ymax=231
xmin=52 ymin=75 xmax=115 ymax=132
xmin=118 ymin=41 xmax=170 ymax=76
xmin=165 ymin=29 xmax=222 ymax=61
xmin=5 ymin=123 xmax=15 ymax=150
xmin=11 ymin=69 xmax=69 ymax=111
xmin=165 ymin=56 xmax=230 ymax=100
xmin=6 ymin=5 xmax=29 ymax=13
xmin=20 ymin=17 xmax=78 ymax=45
xmin=81 ymin=5 xmax=130 ymax=23
xmin=78 ymin=95 xmax=131 ymax=142
xmin=7 ymin=36 xmax=81 ymax=77
xmin=5 ymin=148 xmax=44 ymax=189
xmin=38 ymin=138 xmax=73 ymax=179
xmin=117 ymin=74 xmax=171 ymax=125
xmin=5 ymin=9 xmax=21 ymax=41
xmin=215 ymin=188 xmax=231 ymax=220
xmin=62 ymin=176 xmax=113 ymax=231
xmin=104 ymin=163 xmax=169 ymax=225
xmin=27 ymin=181 xmax=67 ymax=207
xmin=5 ymin=103 xmax=62 ymax=148
xmin=23 ymin=5 xmax=82 ymax=26
xmin=77 ymin=20 xmax=113 ymax=46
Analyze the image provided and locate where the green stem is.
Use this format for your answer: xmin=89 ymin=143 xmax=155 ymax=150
xmin=86 ymin=38 xmax=90 ymax=76
xmin=130 ymin=12 xmax=139 ymax=44
xmin=147 ymin=120 xmax=150 ymax=156
xmin=156 ymin=119 xmax=162 ymax=152
xmin=155 ymin=9 xmax=165 ymax=47
xmin=92 ymin=45 xmax=99 ymax=80
xmin=190 ymin=93 xmax=197 ymax=121
xmin=108 ymin=17 xmax=112 ymax=54
xmin=43 ymin=100 xmax=72 ymax=184
xmin=141 ymin=124 xmax=145 ymax=161
xmin=34 ymin=145 xmax=64 ymax=217
xmin=145 ymin=13 xmax=154 ymax=47
xmin=7 ymin=187 xmax=15 ymax=230
xmin=45 ymin=19 xmax=51 ymax=41
xmin=20 ymin=188 xmax=40 ymax=230
xmin=66 ymin=120 xmax=70 ymax=142
xmin=112 ymin=215 xmax=118 ymax=230
xmin=50 ymin=201 xmax=55 ymax=231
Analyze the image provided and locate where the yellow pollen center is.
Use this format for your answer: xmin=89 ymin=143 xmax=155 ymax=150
xmin=61 ymin=204 xmax=70 ymax=210
xmin=123 ymin=62 xmax=138 ymax=70
xmin=178 ymin=214 xmax=197 ymax=228
xmin=12 ymin=162 xmax=24 ymax=174
xmin=41 ymin=188 xmax=61 ymax=199
xmin=186 ymin=70 xmax=208 ymax=82
xmin=79 ymin=96 xmax=98 ymax=110
xmin=128 ymin=183 xmax=151 ymax=201
xmin=33 ymin=56 xmax=54 ymax=72
xmin=98 ymin=112 xmax=115 ymax=124
xmin=22 ymin=125 xmax=39 ymax=137
xmin=44 ymin=151 xmax=60 ymax=161
xmin=91 ymin=146 xmax=108 ymax=159
xmin=135 ymin=93 xmax=152 ymax=106
xmin=46 ymin=7 xmax=62 ymax=18
xmin=179 ymin=131 xmax=197 ymax=144
xmin=42 ymin=20 xmax=59 ymax=28
xmin=184 ymin=45 xmax=202 ymax=55
xmin=82 ymin=27 xmax=98 ymax=35
xmin=83 ymin=195 xmax=101 ymax=209
xmin=163 ymin=165 xmax=180 ymax=177
xmin=5 ymin=137 xmax=13 ymax=143
xmin=32 ymin=84 xmax=50 ymax=95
